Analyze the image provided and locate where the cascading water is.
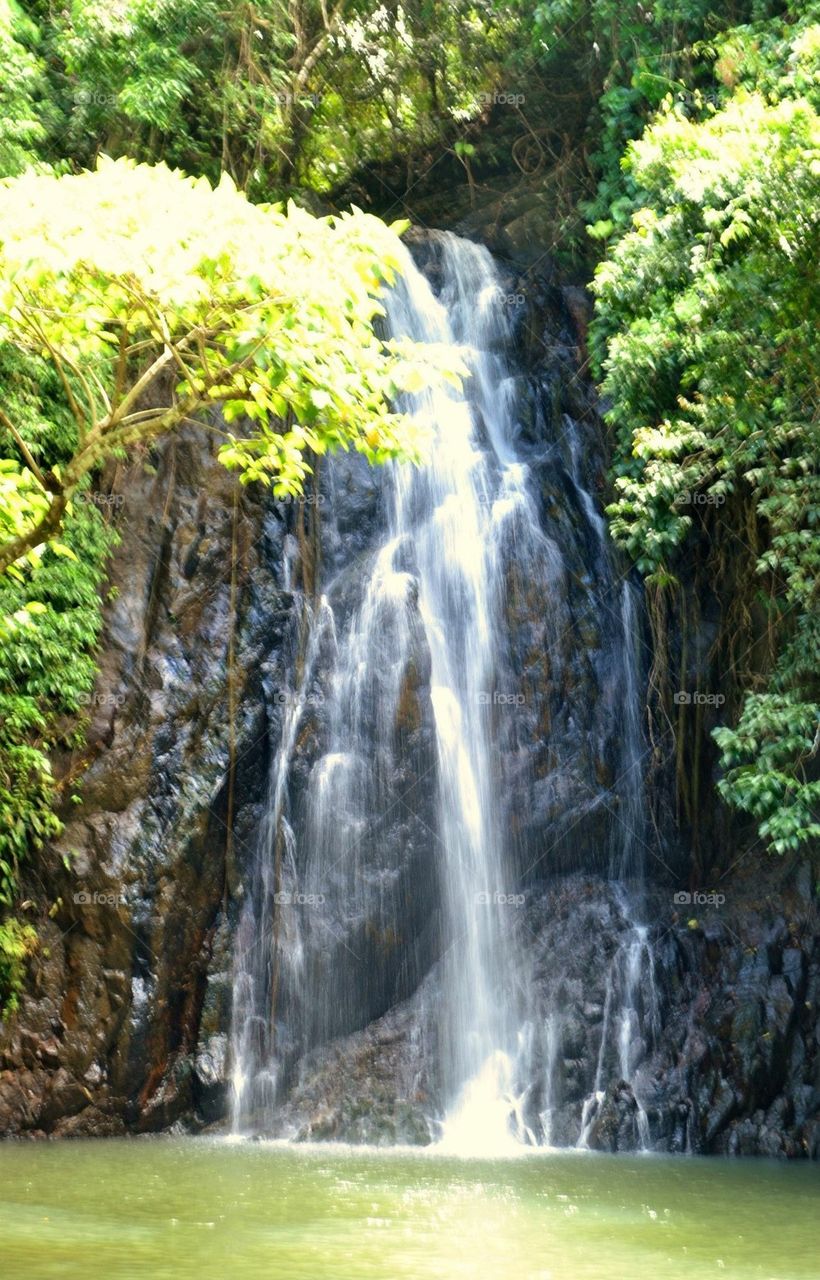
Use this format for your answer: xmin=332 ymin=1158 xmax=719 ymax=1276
xmin=230 ymin=591 xmax=334 ymax=1133
xmin=558 ymin=426 xmax=660 ymax=1147
xmin=317 ymin=235 xmax=550 ymax=1150
xmin=383 ymin=243 xmax=550 ymax=1151
xmin=577 ymin=888 xmax=660 ymax=1150
xmin=611 ymin=580 xmax=649 ymax=883
xmin=229 ymin=230 xmax=660 ymax=1150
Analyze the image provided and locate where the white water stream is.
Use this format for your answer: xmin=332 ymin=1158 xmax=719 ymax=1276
xmin=230 ymin=232 xmax=659 ymax=1152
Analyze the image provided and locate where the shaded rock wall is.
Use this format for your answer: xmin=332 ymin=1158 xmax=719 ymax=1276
xmin=0 ymin=428 xmax=286 ymax=1136
xmin=647 ymin=859 xmax=819 ymax=1158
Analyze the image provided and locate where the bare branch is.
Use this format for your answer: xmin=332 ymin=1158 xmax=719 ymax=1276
xmin=112 ymin=326 xmax=130 ymax=410
xmin=110 ymin=345 xmax=177 ymax=424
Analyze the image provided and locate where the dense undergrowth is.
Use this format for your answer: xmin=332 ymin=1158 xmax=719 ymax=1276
xmin=590 ymin=10 xmax=819 ymax=855
xmin=0 ymin=345 xmax=113 ymax=1008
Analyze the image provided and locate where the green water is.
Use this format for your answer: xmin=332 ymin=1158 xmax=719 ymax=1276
xmin=0 ymin=1140 xmax=817 ymax=1280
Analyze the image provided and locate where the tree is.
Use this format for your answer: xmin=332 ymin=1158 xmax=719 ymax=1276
xmin=0 ymin=155 xmax=456 ymax=578
xmin=0 ymin=0 xmax=47 ymax=177
xmin=591 ymin=85 xmax=820 ymax=854
xmin=49 ymin=0 xmax=509 ymax=197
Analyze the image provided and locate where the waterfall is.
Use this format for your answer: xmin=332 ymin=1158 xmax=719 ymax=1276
xmin=229 ymin=594 xmax=333 ymax=1133
xmin=385 ymin=246 xmax=531 ymax=1150
xmin=612 ymin=580 xmax=648 ymax=882
xmin=229 ymin=230 xmax=659 ymax=1151
xmin=573 ymin=581 xmax=658 ymax=1150
xmin=306 ymin=235 xmax=549 ymax=1149
xmin=558 ymin=406 xmax=658 ymax=1147
xmin=576 ymin=910 xmax=660 ymax=1149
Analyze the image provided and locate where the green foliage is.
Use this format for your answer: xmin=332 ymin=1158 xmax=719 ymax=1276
xmin=54 ymin=0 xmax=219 ymax=166
xmin=591 ymin=84 xmax=820 ymax=854
xmin=0 ymin=504 xmax=111 ymax=894
xmin=0 ymin=0 xmax=48 ymax=176
xmin=0 ymin=156 xmax=459 ymax=576
xmin=706 ymin=6 xmax=820 ymax=107
xmin=0 ymin=917 xmax=37 ymax=1015
xmin=519 ymin=0 xmax=787 ymax=250
xmin=714 ymin=694 xmax=820 ymax=854
xmin=0 ymin=344 xmax=112 ymax=1011
xmin=47 ymin=0 xmax=510 ymax=198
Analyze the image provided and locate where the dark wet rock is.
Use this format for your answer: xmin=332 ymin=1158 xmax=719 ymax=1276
xmin=276 ymin=987 xmax=438 ymax=1146
xmin=265 ymin=866 xmax=818 ymax=1158
xmin=639 ymin=859 xmax=819 ymax=1157
xmin=586 ymin=1081 xmax=642 ymax=1153
xmin=52 ymin=1104 xmax=127 ymax=1139
xmin=0 ymin=425 xmax=285 ymax=1138
xmin=193 ymin=1037 xmax=230 ymax=1125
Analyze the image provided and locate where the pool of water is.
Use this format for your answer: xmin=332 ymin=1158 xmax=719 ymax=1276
xmin=0 ymin=1139 xmax=817 ymax=1279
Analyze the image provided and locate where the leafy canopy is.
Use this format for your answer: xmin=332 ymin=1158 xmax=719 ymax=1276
xmin=49 ymin=0 xmax=510 ymax=196
xmin=0 ymin=154 xmax=458 ymax=575
xmin=0 ymin=0 xmax=47 ymax=177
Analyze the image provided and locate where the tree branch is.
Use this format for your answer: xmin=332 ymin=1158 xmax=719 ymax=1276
xmin=0 ymin=494 xmax=67 ymax=578
xmin=12 ymin=298 xmax=90 ymax=436
xmin=108 ymin=345 xmax=176 ymax=424
xmin=0 ymin=409 xmax=48 ymax=490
